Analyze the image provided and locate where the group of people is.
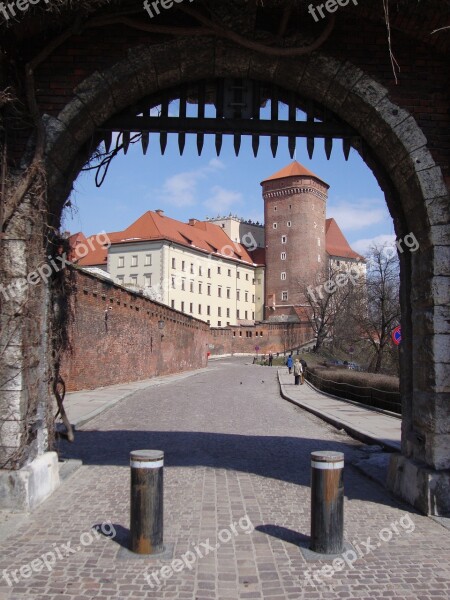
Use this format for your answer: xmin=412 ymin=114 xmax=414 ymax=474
xmin=286 ymin=354 xmax=307 ymax=385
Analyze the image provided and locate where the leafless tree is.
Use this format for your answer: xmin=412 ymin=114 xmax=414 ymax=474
xmin=351 ymin=245 xmax=401 ymax=373
xmin=299 ymin=264 xmax=359 ymax=353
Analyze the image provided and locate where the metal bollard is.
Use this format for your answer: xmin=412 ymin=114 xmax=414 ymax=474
xmin=130 ymin=450 xmax=164 ymax=555
xmin=310 ymin=451 xmax=344 ymax=554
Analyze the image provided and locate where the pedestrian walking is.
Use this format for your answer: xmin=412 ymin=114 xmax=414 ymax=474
xmin=293 ymin=359 xmax=303 ymax=385
xmin=268 ymin=352 xmax=273 ymax=367
xmin=287 ymin=355 xmax=293 ymax=374
xmin=300 ymin=358 xmax=307 ymax=384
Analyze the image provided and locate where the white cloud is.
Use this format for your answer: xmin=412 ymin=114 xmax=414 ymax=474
xmin=352 ymin=234 xmax=396 ymax=256
xmin=155 ymin=159 xmax=226 ymax=208
xmin=203 ymin=186 xmax=243 ymax=213
xmin=328 ymin=199 xmax=387 ymax=231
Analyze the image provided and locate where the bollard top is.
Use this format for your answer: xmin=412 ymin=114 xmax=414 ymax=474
xmin=130 ymin=450 xmax=164 ymax=465
xmin=311 ymin=451 xmax=344 ymax=463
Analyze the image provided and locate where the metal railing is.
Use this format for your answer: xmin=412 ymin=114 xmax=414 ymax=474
xmin=306 ymin=370 xmax=401 ymax=415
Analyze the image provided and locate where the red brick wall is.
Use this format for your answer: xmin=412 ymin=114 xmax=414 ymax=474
xmin=263 ymin=176 xmax=328 ymax=316
xmin=208 ymin=322 xmax=313 ymax=356
xmin=61 ymin=268 xmax=210 ymax=391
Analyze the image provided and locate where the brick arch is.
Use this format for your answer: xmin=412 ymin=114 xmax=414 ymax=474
xmin=35 ymin=38 xmax=450 ymax=515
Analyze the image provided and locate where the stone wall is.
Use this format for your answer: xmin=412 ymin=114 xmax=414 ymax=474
xmin=60 ymin=268 xmax=210 ymax=392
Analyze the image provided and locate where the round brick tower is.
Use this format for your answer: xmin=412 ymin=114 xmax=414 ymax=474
xmin=261 ymin=161 xmax=329 ymax=319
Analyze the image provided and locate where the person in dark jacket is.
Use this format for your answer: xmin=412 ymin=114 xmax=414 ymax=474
xmin=300 ymin=358 xmax=307 ymax=384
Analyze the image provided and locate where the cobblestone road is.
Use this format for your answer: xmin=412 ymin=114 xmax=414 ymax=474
xmin=0 ymin=358 xmax=449 ymax=599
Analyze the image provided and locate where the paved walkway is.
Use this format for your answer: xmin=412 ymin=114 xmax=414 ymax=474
xmin=278 ymin=369 xmax=401 ymax=451
xmin=0 ymin=358 xmax=448 ymax=600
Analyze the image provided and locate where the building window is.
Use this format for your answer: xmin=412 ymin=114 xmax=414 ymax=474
xmin=282 ymin=291 xmax=288 ymax=301
xmin=208 ymin=268 xmax=211 ymax=278
xmin=181 ymin=279 xmax=186 ymax=291
xmin=226 ymin=308 xmax=230 ymax=318
xmin=190 ymin=281 xmax=194 ymax=293
xmin=131 ymin=256 xmax=138 ymax=267
xmin=144 ymin=275 xmax=152 ymax=287
xmin=207 ymin=306 xmax=211 ymax=316
xmin=287 ymin=221 xmax=292 ymax=227
xmin=245 ymin=292 xmax=248 ymax=302
xmin=181 ymin=301 xmax=185 ymax=312
xmin=207 ymin=284 xmax=211 ymax=296
xmin=274 ymin=206 xmax=277 ymax=211
xmin=218 ymin=307 xmax=222 ymax=317
xmin=172 ymin=258 xmax=176 ymax=269
xmin=252 ymin=312 xmax=255 ymax=320
xmin=237 ymin=271 xmax=240 ymax=279
xmin=228 ymin=269 xmax=231 ymax=276
xmin=190 ymin=263 xmax=194 ymax=274
xmin=118 ymin=256 xmax=125 ymax=268
xmin=218 ymin=321 xmax=222 ymax=327
xmin=281 ymin=252 xmax=287 ymax=260
xmin=182 ymin=260 xmax=185 ymax=271
xmin=289 ymin=204 xmax=292 ymax=210
xmin=190 ymin=303 xmax=193 ymax=314
xmin=227 ymin=288 xmax=231 ymax=299
xmin=218 ymin=287 xmax=222 ymax=298
xmin=281 ymin=235 xmax=287 ymax=244
xmin=281 ymin=272 xmax=287 ymax=280
xmin=171 ymin=300 xmax=175 ymax=309
xmin=245 ymin=310 xmax=248 ymax=319
xmin=237 ymin=290 xmax=240 ymax=301
xmin=145 ymin=255 xmax=152 ymax=267
xmin=117 ymin=275 xmax=124 ymax=284
xmin=199 ymin=266 xmax=203 ymax=276
xmin=237 ymin=310 xmax=240 ymax=319
xmin=245 ymin=274 xmax=249 ymax=281
xmin=199 ymin=283 xmax=202 ymax=294
xmin=217 ymin=266 xmax=221 ymax=275
xmin=252 ymin=294 xmax=255 ymax=303
xmin=198 ymin=305 xmax=202 ymax=315
xmin=130 ymin=275 xmax=138 ymax=285
xmin=171 ymin=276 xmax=176 ymax=289
xmin=336 ymin=260 xmax=341 ymax=267
xmin=273 ymin=223 xmax=278 ymax=229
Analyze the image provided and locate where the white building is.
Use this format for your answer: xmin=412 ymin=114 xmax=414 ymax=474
xmin=105 ymin=210 xmax=264 ymax=327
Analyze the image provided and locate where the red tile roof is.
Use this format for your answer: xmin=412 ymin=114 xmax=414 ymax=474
xmin=249 ymin=247 xmax=266 ymax=266
xmin=69 ymin=231 xmax=123 ymax=267
xmin=325 ymin=218 xmax=364 ymax=260
xmin=112 ymin=211 xmax=255 ymax=264
xmin=261 ymin=160 xmax=328 ymax=187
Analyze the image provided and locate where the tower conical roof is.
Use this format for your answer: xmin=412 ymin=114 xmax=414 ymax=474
xmin=261 ymin=161 xmax=328 ymax=187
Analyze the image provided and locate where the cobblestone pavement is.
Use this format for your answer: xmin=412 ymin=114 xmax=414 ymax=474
xmin=0 ymin=358 xmax=449 ymax=600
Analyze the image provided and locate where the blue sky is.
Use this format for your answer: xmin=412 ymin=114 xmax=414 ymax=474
xmin=64 ymin=129 xmax=396 ymax=256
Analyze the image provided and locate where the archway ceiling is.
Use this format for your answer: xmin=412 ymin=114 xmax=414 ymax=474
xmin=3 ymin=0 xmax=449 ymax=56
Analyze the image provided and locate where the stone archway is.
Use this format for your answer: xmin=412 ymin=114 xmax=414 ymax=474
xmin=2 ymin=37 xmax=449 ymax=515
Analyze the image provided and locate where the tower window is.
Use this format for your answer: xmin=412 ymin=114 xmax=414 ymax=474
xmin=281 ymin=235 xmax=287 ymax=244
xmin=273 ymin=223 xmax=278 ymax=229
xmin=274 ymin=206 xmax=277 ymax=211
xmin=287 ymin=221 xmax=292 ymax=227
xmin=282 ymin=291 xmax=288 ymax=301
xmin=281 ymin=272 xmax=287 ymax=280
xmin=281 ymin=252 xmax=287 ymax=260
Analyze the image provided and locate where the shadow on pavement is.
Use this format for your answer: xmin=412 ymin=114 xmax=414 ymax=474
xmin=57 ymin=430 xmax=401 ymax=509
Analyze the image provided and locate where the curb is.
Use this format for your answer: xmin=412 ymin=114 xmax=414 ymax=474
xmin=278 ymin=372 xmax=401 ymax=452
